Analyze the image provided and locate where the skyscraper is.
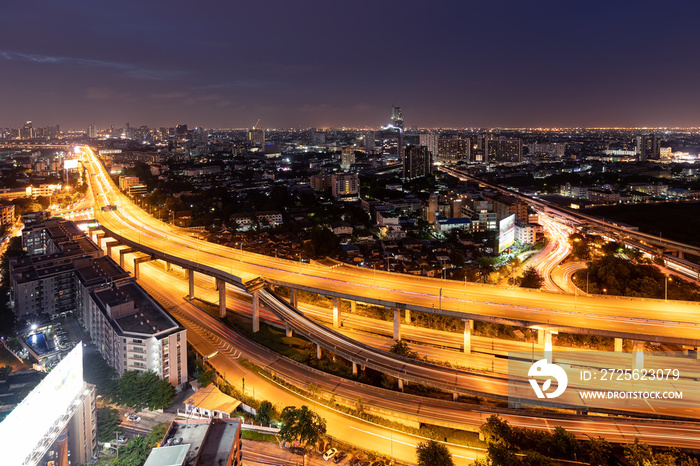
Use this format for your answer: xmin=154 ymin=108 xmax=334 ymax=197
xmin=419 ymin=133 xmax=439 ymax=160
xmin=340 ymin=147 xmax=355 ymax=171
xmin=403 ymin=145 xmax=433 ymax=180
xmin=391 ymin=105 xmax=404 ymax=129
xmin=247 ymin=128 xmax=265 ymax=147
xmin=640 ymin=134 xmax=660 ymax=161
xmin=87 ymin=125 xmax=96 ymax=139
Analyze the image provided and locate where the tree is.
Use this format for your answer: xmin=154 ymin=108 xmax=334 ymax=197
xmin=519 ymin=267 xmax=544 ymax=289
xmin=416 ymin=440 xmax=455 ymax=466
xmin=624 ymin=437 xmax=654 ymax=466
xmin=278 ymin=405 xmax=326 ymax=448
xmin=585 ymin=435 xmax=611 ymax=466
xmin=480 ymin=415 xmax=513 ymax=446
xmin=96 ymin=407 xmax=121 ymax=442
xmin=112 ymin=371 xmax=175 ymax=410
xmin=389 ymin=339 xmax=419 ymax=359
xmin=255 ymin=400 xmax=274 ymax=425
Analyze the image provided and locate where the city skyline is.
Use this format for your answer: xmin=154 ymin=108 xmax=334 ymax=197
xmin=3 ymin=1 xmax=700 ymax=129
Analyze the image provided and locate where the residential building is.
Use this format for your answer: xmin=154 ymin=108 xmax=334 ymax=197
xmin=182 ymin=385 xmax=241 ymax=419
xmin=403 ymin=145 xmax=432 ymax=180
xmin=119 ymin=176 xmax=141 ymax=192
xmin=485 ymin=137 xmax=522 ymax=163
xmin=419 ymin=133 xmax=439 ymax=160
xmin=0 ymin=204 xmax=15 ymax=225
xmin=309 ymin=174 xmax=332 ymax=192
xmin=437 ymin=138 xmax=471 ymax=162
xmin=340 ymin=147 xmax=355 ymax=171
xmin=256 ymin=210 xmax=283 ymax=227
xmin=331 ymin=172 xmax=359 ymax=200
xmin=516 ymin=223 xmax=536 ymax=245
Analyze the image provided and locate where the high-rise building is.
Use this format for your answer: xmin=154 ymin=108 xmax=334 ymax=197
xmin=403 ymin=145 xmax=433 ymax=180
xmin=419 ymin=133 xmax=439 ymax=160
xmin=19 ymin=121 xmax=35 ymax=139
xmin=247 ymin=128 xmax=265 ymax=147
xmin=640 ymin=134 xmax=660 ymax=161
xmin=437 ymin=138 xmax=471 ymax=162
xmin=175 ymin=124 xmax=188 ymax=141
xmin=362 ymin=131 xmax=375 ymax=152
xmin=331 ymin=172 xmax=360 ymax=199
xmin=340 ymin=147 xmax=355 ymax=171
xmin=87 ymin=125 xmax=96 ymax=139
xmin=391 ymin=105 xmax=404 ymax=129
xmin=485 ymin=137 xmax=522 ymax=163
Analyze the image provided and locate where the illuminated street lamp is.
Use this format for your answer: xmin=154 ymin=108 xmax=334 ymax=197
xmin=665 ymin=276 xmax=672 ymax=301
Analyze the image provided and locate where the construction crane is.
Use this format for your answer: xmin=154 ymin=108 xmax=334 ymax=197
xmin=253 ymin=119 xmax=260 ymax=130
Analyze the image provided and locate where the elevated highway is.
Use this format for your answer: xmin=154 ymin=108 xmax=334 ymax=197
xmin=82 ymin=145 xmax=700 ymax=348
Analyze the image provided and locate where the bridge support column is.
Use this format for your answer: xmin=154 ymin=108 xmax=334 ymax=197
xmin=405 ymin=309 xmax=411 ymax=324
xmin=696 ymin=347 xmax=700 ymax=359
xmin=333 ymin=297 xmax=340 ymax=328
xmin=614 ymin=338 xmax=623 ymax=352
xmin=252 ymin=290 xmax=260 ymax=333
xmin=95 ymin=232 xmax=105 ymax=248
xmin=463 ymin=319 xmax=473 ymax=354
xmin=537 ymin=328 xmax=545 ymax=346
xmin=119 ymin=248 xmax=133 ymax=269
xmin=679 ymin=251 xmax=685 ymax=260
xmin=351 ymin=300 xmax=357 ymax=313
xmin=106 ymin=241 xmax=119 ymax=258
xmin=316 ymin=344 xmax=322 ymax=360
xmin=543 ymin=330 xmax=554 ymax=363
xmin=393 ymin=308 xmax=401 ymax=340
xmin=453 ymin=392 xmax=458 ymax=401
xmin=165 ymin=261 xmax=171 ymax=272
xmin=398 ymin=379 xmax=404 ymax=392
xmin=290 ymin=289 xmax=298 ymax=308
xmin=632 ymin=341 xmax=645 ymax=370
xmin=133 ymin=256 xmax=151 ymax=280
xmin=352 ymin=361 xmax=357 ymax=376
xmin=285 ymin=324 xmax=293 ymax=338
xmin=217 ymin=279 xmax=226 ymax=318
xmin=186 ymin=269 xmax=195 ymax=300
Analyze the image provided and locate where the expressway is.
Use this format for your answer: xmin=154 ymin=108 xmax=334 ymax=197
xmin=79 ymin=146 xmax=700 ymax=348
xmin=527 ymin=211 xmax=573 ymax=292
xmin=118 ymin=252 xmax=700 ymax=450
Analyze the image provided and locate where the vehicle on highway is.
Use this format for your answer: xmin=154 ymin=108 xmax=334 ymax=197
xmin=323 ymin=448 xmax=338 ymax=460
xmin=333 ymin=452 xmax=348 ymax=463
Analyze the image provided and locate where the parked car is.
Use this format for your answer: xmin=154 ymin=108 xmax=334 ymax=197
xmin=290 ymin=446 xmax=305 ymax=455
xmin=117 ymin=436 xmax=127 ymax=444
xmin=333 ymin=452 xmax=348 ymax=463
xmin=127 ymin=415 xmax=141 ymax=423
xmin=323 ymin=448 xmax=338 ymax=461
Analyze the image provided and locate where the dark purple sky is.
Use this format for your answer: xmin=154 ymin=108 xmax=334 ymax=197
xmin=2 ymin=0 xmax=699 ymax=130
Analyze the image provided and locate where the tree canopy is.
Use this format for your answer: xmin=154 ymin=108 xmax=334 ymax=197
xmin=519 ymin=267 xmax=544 ymax=289
xmin=278 ymin=405 xmax=326 ymax=448
xmin=416 ymin=440 xmax=455 ymax=466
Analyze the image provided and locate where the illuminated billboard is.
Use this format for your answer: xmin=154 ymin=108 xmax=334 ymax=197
xmin=64 ymin=159 xmax=80 ymax=170
xmin=0 ymin=344 xmax=85 ymax=465
xmin=498 ymin=214 xmax=515 ymax=253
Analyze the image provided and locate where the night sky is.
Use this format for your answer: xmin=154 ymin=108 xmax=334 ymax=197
xmin=2 ymin=1 xmax=699 ymax=130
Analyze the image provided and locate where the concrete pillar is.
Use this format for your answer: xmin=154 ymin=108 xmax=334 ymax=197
xmin=188 ymin=269 xmax=195 ymax=300
xmin=405 ymin=309 xmax=411 ymax=324
xmin=106 ymin=241 xmax=119 ymax=258
xmin=544 ymin=330 xmax=553 ymax=363
xmin=352 ymin=361 xmax=357 ymax=376
xmin=165 ymin=261 xmax=171 ymax=272
xmin=133 ymin=256 xmax=150 ymax=280
xmin=351 ymin=300 xmax=357 ymax=313
xmin=398 ymin=379 xmax=404 ymax=392
xmin=632 ymin=341 xmax=644 ymax=370
xmin=453 ymin=392 xmax=458 ymax=401
xmin=252 ymin=290 xmax=260 ymax=333
xmin=290 ymin=288 xmax=298 ymax=308
xmin=696 ymin=347 xmax=700 ymax=359
xmin=316 ymin=344 xmax=322 ymax=359
xmin=95 ymin=233 xmax=105 ymax=248
xmin=393 ymin=308 xmax=401 ymax=340
xmin=463 ymin=319 xmax=473 ymax=354
xmin=285 ymin=324 xmax=293 ymax=338
xmin=614 ymin=338 xmax=623 ymax=352
xmin=119 ymin=248 xmax=133 ymax=268
xmin=217 ymin=278 xmax=226 ymax=318
xmin=680 ymin=251 xmax=685 ymax=260
xmin=333 ymin=297 xmax=340 ymax=328
xmin=537 ymin=328 xmax=545 ymax=346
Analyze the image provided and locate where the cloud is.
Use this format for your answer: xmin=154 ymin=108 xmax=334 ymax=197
xmin=0 ymin=51 xmax=187 ymax=81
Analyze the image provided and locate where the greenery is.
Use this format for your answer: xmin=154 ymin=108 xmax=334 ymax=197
xmin=518 ymin=267 xmax=544 ymax=289
xmin=278 ymin=405 xmax=327 ymax=448
xmin=388 ymin=339 xmax=420 ymax=359
xmin=575 ymin=254 xmax=700 ymax=300
xmin=416 ymin=439 xmax=455 ymax=466
xmin=111 ymin=371 xmax=176 ymax=411
xmin=241 ymin=430 xmax=278 ymax=442
xmin=96 ymin=407 xmax=122 ymax=442
xmin=112 ymin=422 xmax=168 ymax=466
xmin=254 ymin=400 xmax=275 ymax=425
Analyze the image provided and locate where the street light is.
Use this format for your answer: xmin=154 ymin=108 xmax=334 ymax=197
xmin=665 ymin=276 xmax=672 ymax=301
